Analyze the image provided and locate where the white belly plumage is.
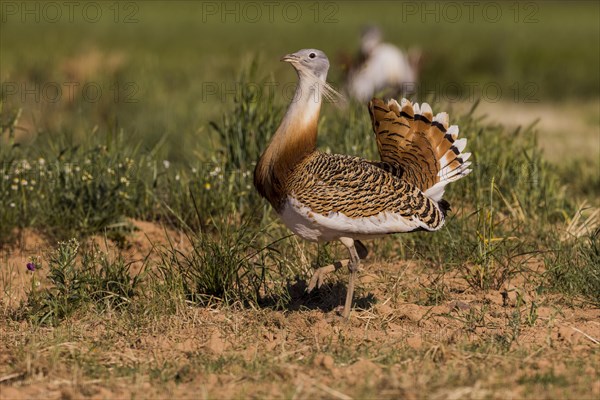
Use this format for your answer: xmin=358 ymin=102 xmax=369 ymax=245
xmin=279 ymin=197 xmax=439 ymax=242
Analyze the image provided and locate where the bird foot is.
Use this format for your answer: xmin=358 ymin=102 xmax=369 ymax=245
xmin=307 ymin=265 xmax=336 ymax=292
xmin=306 ymin=260 xmax=350 ymax=292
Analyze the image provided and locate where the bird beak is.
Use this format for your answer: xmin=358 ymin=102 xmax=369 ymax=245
xmin=280 ymin=53 xmax=299 ymax=63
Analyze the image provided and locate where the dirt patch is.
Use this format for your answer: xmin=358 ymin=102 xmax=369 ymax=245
xmin=1 ymin=224 xmax=599 ymax=399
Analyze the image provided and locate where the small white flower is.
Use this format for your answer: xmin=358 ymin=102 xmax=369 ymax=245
xmin=191 ymin=168 xmax=197 ymax=174
xmin=163 ymin=160 xmax=170 ymax=169
xmin=9 ymin=202 xmax=15 ymax=208
xmin=38 ymin=158 xmax=46 ymax=166
xmin=11 ymin=185 xmax=18 ymax=191
xmin=175 ymin=174 xmax=180 ymax=181
xmin=21 ymin=179 xmax=28 ymax=186
xmin=3 ymin=175 xmax=9 ymax=180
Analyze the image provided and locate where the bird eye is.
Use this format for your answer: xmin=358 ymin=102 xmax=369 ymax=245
xmin=309 ymin=52 xmax=316 ymax=59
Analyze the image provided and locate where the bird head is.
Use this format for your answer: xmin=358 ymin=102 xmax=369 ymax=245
xmin=360 ymin=25 xmax=383 ymax=56
xmin=281 ymin=49 xmax=330 ymax=81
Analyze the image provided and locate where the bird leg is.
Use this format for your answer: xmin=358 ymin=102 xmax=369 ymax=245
xmin=307 ymin=259 xmax=350 ymax=292
xmin=306 ymin=238 xmax=365 ymax=318
xmin=340 ymin=237 xmax=361 ymax=319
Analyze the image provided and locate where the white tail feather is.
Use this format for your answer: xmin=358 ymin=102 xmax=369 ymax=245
xmin=453 ymin=138 xmax=467 ymax=153
xmin=446 ymin=125 xmax=459 ymax=140
xmin=412 ymin=101 xmax=471 ymax=202
xmin=426 ymin=161 xmax=471 ymax=202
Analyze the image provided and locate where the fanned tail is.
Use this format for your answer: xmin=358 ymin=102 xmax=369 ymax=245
xmin=368 ymin=98 xmax=472 ymax=203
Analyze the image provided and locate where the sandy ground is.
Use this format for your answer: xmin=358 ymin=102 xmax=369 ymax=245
xmin=1 ymin=221 xmax=599 ymax=399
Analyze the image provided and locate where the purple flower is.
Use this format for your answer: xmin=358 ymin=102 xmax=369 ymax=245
xmin=26 ymin=262 xmax=36 ymax=272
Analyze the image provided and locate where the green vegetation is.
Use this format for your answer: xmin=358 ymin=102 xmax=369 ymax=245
xmin=0 ymin=2 xmax=598 ymax=398
xmin=19 ymin=239 xmax=144 ymax=325
xmin=2 ymin=70 xmax=598 ymax=317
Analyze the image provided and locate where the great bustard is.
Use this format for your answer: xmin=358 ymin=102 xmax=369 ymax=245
xmin=347 ymin=26 xmax=421 ymax=103
xmin=254 ymin=49 xmax=471 ymax=318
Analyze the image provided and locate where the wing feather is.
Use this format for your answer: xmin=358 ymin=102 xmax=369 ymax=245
xmin=287 ymin=153 xmax=445 ymax=232
xmin=369 ymin=98 xmax=471 ymax=202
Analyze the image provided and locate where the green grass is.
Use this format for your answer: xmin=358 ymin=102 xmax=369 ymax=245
xmin=1 ymin=2 xmax=598 ymax=161
xmin=156 ymin=217 xmax=292 ymax=308
xmin=17 ymin=238 xmax=145 ymax=325
xmin=0 ymin=3 xmax=599 ymax=397
xmin=3 ymin=73 xmax=598 ymax=324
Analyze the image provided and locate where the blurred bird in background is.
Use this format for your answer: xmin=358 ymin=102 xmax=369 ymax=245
xmin=345 ymin=26 xmax=422 ymax=103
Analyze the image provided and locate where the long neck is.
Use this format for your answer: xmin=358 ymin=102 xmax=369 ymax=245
xmin=254 ymin=72 xmax=324 ymax=209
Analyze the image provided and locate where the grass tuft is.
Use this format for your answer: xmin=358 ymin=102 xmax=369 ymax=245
xmin=19 ymin=239 xmax=144 ymax=325
xmin=544 ymin=230 xmax=600 ymax=306
xmin=157 ymin=217 xmax=292 ymax=309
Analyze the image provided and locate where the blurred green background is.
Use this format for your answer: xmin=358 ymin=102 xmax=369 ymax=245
xmin=1 ymin=1 xmax=599 ymax=163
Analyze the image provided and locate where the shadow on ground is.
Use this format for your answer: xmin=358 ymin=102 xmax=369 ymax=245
xmin=260 ymin=277 xmax=377 ymax=314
